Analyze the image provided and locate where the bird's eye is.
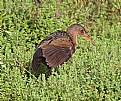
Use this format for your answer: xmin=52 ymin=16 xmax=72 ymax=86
xmin=80 ymin=29 xmax=84 ymax=33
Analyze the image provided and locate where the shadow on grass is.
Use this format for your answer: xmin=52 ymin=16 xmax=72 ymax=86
xmin=23 ymin=60 xmax=49 ymax=80
xmin=23 ymin=60 xmax=60 ymax=80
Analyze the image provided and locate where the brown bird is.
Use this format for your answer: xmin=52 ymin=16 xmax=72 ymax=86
xmin=32 ymin=24 xmax=95 ymax=75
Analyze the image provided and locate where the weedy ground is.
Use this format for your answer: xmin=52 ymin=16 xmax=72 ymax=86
xmin=0 ymin=0 xmax=121 ymax=101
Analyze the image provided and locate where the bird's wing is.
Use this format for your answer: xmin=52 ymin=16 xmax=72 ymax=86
xmin=41 ymin=38 xmax=74 ymax=67
xmin=33 ymin=30 xmax=75 ymax=68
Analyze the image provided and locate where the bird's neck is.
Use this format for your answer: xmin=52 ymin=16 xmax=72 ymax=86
xmin=68 ymin=32 xmax=77 ymax=47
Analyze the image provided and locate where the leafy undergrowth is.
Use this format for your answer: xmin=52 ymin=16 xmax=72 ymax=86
xmin=0 ymin=0 xmax=121 ymax=101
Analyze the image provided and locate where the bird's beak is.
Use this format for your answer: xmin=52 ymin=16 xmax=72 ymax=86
xmin=83 ymin=33 xmax=96 ymax=46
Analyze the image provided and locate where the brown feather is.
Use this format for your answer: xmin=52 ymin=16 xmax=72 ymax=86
xmin=42 ymin=45 xmax=72 ymax=67
xmin=48 ymin=51 xmax=68 ymax=67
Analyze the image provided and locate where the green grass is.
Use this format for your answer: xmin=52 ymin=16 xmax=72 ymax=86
xmin=0 ymin=0 xmax=121 ymax=100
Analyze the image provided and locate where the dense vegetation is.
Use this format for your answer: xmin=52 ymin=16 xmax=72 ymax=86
xmin=0 ymin=0 xmax=121 ymax=100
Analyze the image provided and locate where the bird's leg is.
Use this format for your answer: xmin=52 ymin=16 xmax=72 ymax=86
xmin=47 ymin=67 xmax=52 ymax=76
xmin=45 ymin=66 xmax=52 ymax=79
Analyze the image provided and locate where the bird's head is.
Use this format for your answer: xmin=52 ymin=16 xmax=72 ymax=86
xmin=67 ymin=24 xmax=95 ymax=46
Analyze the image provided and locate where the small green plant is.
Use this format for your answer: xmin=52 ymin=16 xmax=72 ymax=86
xmin=0 ymin=0 xmax=121 ymax=100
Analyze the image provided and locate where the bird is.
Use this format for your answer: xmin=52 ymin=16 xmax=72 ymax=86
xmin=32 ymin=24 xmax=95 ymax=75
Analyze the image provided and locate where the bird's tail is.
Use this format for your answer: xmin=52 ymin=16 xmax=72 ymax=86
xmin=32 ymin=48 xmax=42 ymax=71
